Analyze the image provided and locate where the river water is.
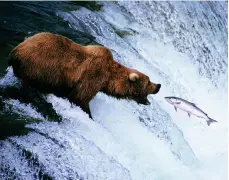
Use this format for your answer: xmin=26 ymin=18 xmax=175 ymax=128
xmin=0 ymin=2 xmax=227 ymax=180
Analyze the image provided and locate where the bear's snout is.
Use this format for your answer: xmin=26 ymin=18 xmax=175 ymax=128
xmin=152 ymin=83 xmax=161 ymax=94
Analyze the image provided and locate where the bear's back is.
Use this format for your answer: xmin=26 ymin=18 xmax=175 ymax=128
xmin=14 ymin=32 xmax=86 ymax=65
xmin=8 ymin=33 xmax=90 ymax=89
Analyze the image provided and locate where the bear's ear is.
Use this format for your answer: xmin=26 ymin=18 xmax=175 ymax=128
xmin=129 ymin=73 xmax=139 ymax=82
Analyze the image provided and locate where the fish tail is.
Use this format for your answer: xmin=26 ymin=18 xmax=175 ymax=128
xmin=207 ymin=117 xmax=218 ymax=126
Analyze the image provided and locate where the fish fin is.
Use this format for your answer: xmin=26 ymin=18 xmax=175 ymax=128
xmin=174 ymin=106 xmax=177 ymax=112
xmin=188 ymin=113 xmax=191 ymax=117
xmin=207 ymin=118 xmax=218 ymax=126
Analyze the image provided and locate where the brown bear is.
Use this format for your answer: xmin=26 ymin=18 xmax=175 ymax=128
xmin=8 ymin=32 xmax=161 ymax=119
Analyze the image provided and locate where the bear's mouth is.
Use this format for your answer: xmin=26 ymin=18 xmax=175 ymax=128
xmin=136 ymin=96 xmax=151 ymax=105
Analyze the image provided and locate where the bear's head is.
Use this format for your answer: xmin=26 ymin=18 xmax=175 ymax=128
xmin=104 ymin=67 xmax=161 ymax=105
xmin=126 ymin=72 xmax=161 ymax=105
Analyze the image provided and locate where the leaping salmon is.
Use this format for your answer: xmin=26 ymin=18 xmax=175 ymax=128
xmin=165 ymin=96 xmax=217 ymax=126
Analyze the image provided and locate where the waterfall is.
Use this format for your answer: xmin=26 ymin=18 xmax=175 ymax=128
xmin=0 ymin=2 xmax=227 ymax=180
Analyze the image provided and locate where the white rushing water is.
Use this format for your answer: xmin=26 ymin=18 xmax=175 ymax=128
xmin=0 ymin=2 xmax=227 ymax=180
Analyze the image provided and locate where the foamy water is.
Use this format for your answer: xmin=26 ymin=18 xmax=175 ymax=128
xmin=0 ymin=2 xmax=227 ymax=180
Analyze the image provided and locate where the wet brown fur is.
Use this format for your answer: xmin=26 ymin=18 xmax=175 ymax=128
xmin=8 ymin=32 xmax=160 ymax=118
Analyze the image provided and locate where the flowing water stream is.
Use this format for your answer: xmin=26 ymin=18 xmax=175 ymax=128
xmin=0 ymin=2 xmax=227 ymax=180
